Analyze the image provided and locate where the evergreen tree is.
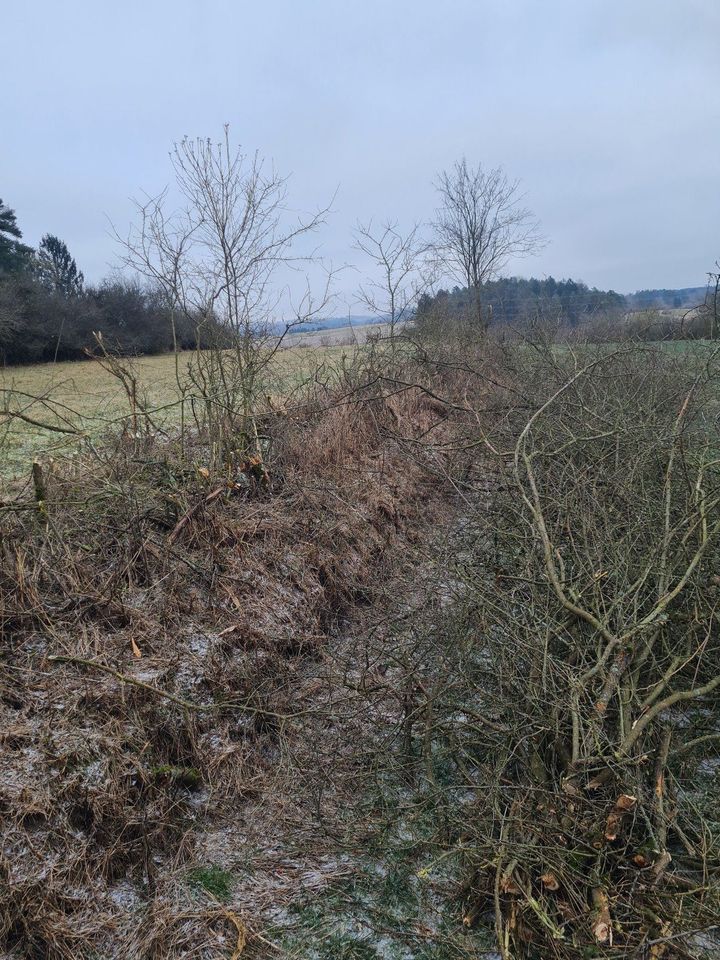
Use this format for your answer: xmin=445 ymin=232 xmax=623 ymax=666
xmin=0 ymin=198 xmax=34 ymax=274
xmin=415 ymin=276 xmax=626 ymax=329
xmin=35 ymin=233 xmax=84 ymax=295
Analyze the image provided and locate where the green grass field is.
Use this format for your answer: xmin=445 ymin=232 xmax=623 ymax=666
xmin=0 ymin=337 xmax=356 ymax=481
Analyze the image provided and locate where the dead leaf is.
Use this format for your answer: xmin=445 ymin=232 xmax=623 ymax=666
xmin=605 ymin=793 xmax=637 ymax=839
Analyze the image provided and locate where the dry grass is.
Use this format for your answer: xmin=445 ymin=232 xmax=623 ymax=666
xmin=0 ymin=347 xmax=470 ymax=958
xmin=0 ymin=339 xmax=357 ymax=480
xmin=5 ymin=333 xmax=715 ymax=959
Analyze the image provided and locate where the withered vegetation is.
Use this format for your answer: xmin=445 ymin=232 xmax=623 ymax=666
xmin=1 ymin=334 xmax=719 ymax=960
xmin=377 ymin=335 xmax=720 ymax=959
xmin=0 ymin=343 xmax=470 ymax=957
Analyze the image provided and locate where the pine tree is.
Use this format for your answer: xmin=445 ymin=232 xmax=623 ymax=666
xmin=36 ymin=234 xmax=84 ymax=295
xmin=0 ymin=198 xmax=34 ymax=274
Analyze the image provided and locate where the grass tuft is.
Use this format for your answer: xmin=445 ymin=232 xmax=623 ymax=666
xmin=188 ymin=865 xmax=234 ymax=901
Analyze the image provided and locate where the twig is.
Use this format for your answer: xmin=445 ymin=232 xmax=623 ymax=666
xmin=168 ymin=486 xmax=227 ymax=544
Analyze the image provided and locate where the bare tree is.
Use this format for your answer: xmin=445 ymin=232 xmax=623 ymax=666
xmin=116 ymin=126 xmax=333 ymax=469
xmin=431 ymin=158 xmax=544 ymax=330
xmin=705 ymin=260 xmax=719 ymax=339
xmin=352 ymin=220 xmax=428 ymax=344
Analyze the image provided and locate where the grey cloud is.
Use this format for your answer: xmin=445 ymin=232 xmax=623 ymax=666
xmin=1 ymin=0 xmax=717 ymax=297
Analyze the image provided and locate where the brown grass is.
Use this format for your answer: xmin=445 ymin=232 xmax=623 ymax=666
xmin=0 ymin=349 xmax=468 ymax=958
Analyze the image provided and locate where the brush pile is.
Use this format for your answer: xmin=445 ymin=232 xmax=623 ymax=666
xmin=410 ymin=342 xmax=720 ymax=958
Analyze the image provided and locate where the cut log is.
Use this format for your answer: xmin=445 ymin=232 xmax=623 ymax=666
xmin=591 ymin=887 xmax=612 ymax=945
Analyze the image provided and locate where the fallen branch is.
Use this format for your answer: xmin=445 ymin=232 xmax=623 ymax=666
xmin=168 ymin=486 xmax=227 ymax=544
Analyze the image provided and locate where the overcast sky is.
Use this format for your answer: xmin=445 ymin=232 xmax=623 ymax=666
xmin=2 ymin=0 xmax=718 ymax=305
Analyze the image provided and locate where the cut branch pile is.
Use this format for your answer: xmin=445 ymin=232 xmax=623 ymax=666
xmin=424 ymin=343 xmax=720 ymax=958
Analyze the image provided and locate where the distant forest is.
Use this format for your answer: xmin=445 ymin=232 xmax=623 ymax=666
xmin=416 ymin=277 xmax=628 ymax=328
xmin=416 ymin=279 xmax=714 ymax=330
xmin=0 ymin=196 xmax=712 ymax=366
xmin=626 ymin=287 xmax=707 ymax=310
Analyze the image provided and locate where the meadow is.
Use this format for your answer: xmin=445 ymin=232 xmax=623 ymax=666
xmin=1 ymin=331 xmax=710 ymax=482
xmin=0 ymin=325 xmax=381 ymax=480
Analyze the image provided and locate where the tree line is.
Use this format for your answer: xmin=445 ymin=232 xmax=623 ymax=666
xmin=0 ymin=199 xmax=203 ymax=365
xmin=415 ymin=276 xmax=627 ymax=330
